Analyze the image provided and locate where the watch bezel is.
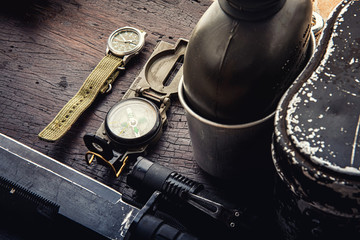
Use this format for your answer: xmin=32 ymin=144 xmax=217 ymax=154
xmin=105 ymin=97 xmax=162 ymax=148
xmin=107 ymin=26 xmax=145 ymax=57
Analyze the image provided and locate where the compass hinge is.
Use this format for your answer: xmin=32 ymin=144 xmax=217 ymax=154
xmin=136 ymin=87 xmax=171 ymax=124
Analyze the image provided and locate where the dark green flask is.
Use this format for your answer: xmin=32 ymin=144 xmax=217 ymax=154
xmin=183 ymin=0 xmax=313 ymax=124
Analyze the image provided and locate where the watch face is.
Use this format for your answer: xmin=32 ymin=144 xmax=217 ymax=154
xmin=105 ymin=98 xmax=161 ymax=147
xmin=107 ymin=27 xmax=145 ymax=56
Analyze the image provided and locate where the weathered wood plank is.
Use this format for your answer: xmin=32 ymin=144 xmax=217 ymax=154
xmin=0 ymin=0 xmax=211 ymax=180
xmin=0 ymin=0 xmax=345 ymax=238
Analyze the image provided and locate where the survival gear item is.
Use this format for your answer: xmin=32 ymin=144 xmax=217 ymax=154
xmin=0 ymin=133 xmax=198 ymax=240
xmin=84 ymin=39 xmax=187 ymax=177
xmin=272 ymin=0 xmax=360 ymax=238
xmin=38 ymin=27 xmax=146 ymax=142
xmin=127 ymin=156 xmax=243 ymax=231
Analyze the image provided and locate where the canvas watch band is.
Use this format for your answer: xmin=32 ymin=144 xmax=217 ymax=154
xmin=38 ymin=54 xmax=123 ymax=142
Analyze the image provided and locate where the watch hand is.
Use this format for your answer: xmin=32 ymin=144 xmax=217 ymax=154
xmin=120 ymin=35 xmax=126 ymax=41
xmin=118 ymin=39 xmax=136 ymax=44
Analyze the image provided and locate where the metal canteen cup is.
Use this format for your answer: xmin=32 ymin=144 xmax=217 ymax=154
xmin=179 ymin=33 xmax=315 ymax=179
xmin=179 ymin=78 xmax=274 ymax=179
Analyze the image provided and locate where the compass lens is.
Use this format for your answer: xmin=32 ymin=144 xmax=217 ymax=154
xmin=105 ymin=98 xmax=161 ymax=146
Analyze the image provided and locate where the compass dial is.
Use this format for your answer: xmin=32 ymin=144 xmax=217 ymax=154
xmin=105 ymin=98 xmax=161 ymax=147
xmin=107 ymin=27 xmax=145 ymax=56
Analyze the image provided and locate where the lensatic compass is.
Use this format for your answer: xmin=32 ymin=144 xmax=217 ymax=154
xmin=84 ymin=38 xmax=188 ymax=177
xmin=105 ymin=98 xmax=162 ymax=146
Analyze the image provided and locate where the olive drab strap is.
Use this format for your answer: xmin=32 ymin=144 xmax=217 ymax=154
xmin=38 ymin=54 xmax=123 ymax=142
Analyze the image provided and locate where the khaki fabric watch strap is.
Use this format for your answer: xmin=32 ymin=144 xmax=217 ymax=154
xmin=38 ymin=54 xmax=123 ymax=142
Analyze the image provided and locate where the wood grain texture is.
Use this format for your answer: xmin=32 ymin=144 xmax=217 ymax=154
xmin=0 ymin=0 xmax=344 ymax=239
xmin=314 ymin=0 xmax=343 ymax=19
xmin=0 ymin=0 xmax=209 ymax=179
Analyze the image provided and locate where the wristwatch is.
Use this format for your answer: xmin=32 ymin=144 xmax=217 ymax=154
xmin=84 ymin=39 xmax=188 ymax=177
xmin=38 ymin=27 xmax=146 ymax=142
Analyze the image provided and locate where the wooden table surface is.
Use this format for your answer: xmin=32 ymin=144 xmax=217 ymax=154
xmin=0 ymin=0 xmax=342 ymax=239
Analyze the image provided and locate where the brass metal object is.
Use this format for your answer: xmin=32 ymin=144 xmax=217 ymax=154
xmin=84 ymin=39 xmax=188 ymax=177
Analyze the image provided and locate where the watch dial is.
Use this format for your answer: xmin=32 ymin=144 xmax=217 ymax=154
xmin=106 ymin=98 xmax=160 ymax=142
xmin=109 ymin=28 xmax=140 ymax=54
